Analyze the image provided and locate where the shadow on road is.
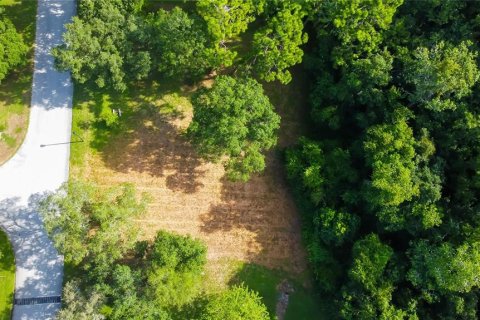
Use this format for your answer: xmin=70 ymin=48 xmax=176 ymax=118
xmin=0 ymin=194 xmax=63 ymax=299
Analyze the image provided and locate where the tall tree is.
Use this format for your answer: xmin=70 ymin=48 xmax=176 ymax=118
xmin=200 ymin=285 xmax=270 ymax=320
xmin=196 ymin=0 xmax=265 ymax=67
xmin=188 ymin=76 xmax=280 ymax=181
xmin=146 ymin=230 xmax=207 ymax=308
xmin=251 ymin=1 xmax=307 ymax=84
xmin=40 ymin=181 xmax=148 ymax=277
xmin=341 ymin=234 xmax=413 ymax=319
xmin=408 ymin=240 xmax=480 ymax=294
xmin=318 ymin=0 xmax=403 ymax=65
xmin=363 ymin=117 xmax=418 ymax=209
xmin=147 ymin=7 xmax=210 ymax=79
xmin=406 ymin=41 xmax=480 ymax=111
xmin=0 ymin=15 xmax=28 ymax=82
xmin=57 ymin=281 xmax=105 ymax=320
xmin=53 ymin=2 xmax=150 ymax=91
xmin=78 ymin=0 xmax=144 ymax=19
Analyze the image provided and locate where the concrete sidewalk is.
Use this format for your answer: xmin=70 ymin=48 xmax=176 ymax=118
xmin=0 ymin=1 xmax=75 ymax=319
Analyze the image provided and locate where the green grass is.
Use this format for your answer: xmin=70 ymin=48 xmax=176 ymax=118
xmin=230 ymin=263 xmax=330 ymax=320
xmin=0 ymin=0 xmax=37 ymax=163
xmin=1 ymin=134 xmax=15 ymax=148
xmin=70 ymin=75 xmax=191 ymax=176
xmin=0 ymin=230 xmax=15 ymax=320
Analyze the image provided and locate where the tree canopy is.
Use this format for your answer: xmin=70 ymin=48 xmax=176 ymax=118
xmin=146 ymin=230 xmax=207 ymax=307
xmin=284 ymin=0 xmax=480 ymax=318
xmin=43 ymin=181 xmax=269 ymax=319
xmin=50 ymin=0 xmax=480 ymax=318
xmin=406 ymin=41 xmax=480 ymax=111
xmin=188 ymin=75 xmax=280 ymax=181
xmin=251 ymin=1 xmax=307 ymax=84
xmin=0 ymin=14 xmax=28 ymax=82
xmin=147 ymin=7 xmax=210 ymax=79
xmin=196 ymin=0 xmax=265 ymax=67
xmin=200 ymin=285 xmax=270 ymax=320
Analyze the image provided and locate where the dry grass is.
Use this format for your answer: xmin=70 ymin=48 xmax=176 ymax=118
xmin=71 ymin=70 xmax=310 ymax=285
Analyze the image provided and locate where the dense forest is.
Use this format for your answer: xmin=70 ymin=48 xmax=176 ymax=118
xmin=47 ymin=0 xmax=480 ymax=319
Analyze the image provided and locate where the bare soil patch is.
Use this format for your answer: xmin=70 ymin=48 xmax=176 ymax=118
xmin=72 ymin=71 xmax=310 ymax=281
xmin=0 ymin=112 xmax=28 ymax=163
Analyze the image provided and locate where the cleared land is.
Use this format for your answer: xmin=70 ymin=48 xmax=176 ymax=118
xmin=71 ymin=73 xmax=308 ymax=273
xmin=69 ymin=69 xmax=320 ymax=317
xmin=0 ymin=230 xmax=14 ymax=320
xmin=0 ymin=0 xmax=36 ymax=164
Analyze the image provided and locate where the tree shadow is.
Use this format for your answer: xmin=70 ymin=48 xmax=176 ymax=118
xmin=199 ymin=151 xmax=307 ymax=273
xmin=0 ymin=193 xmax=63 ymax=319
xmin=101 ymin=110 xmax=206 ymax=194
xmin=76 ymin=78 xmax=207 ymax=194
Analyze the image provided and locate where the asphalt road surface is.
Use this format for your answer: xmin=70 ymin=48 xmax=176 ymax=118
xmin=0 ymin=1 xmax=75 ymax=318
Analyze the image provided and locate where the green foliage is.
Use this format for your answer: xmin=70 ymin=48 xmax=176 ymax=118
xmin=0 ymin=230 xmax=14 ymax=320
xmin=55 ymin=0 xmax=480 ymax=318
xmin=305 ymin=239 xmax=341 ymax=293
xmin=53 ymin=1 xmax=150 ymax=91
xmin=348 ymin=234 xmax=393 ymax=292
xmin=363 ymin=118 xmax=418 ymax=209
xmin=0 ymin=15 xmax=27 ymax=82
xmin=98 ymin=95 xmax=119 ymax=127
xmin=285 ymin=0 xmax=480 ymax=317
xmin=147 ymin=230 xmax=207 ymax=308
xmin=200 ymin=285 xmax=270 ymax=320
xmin=188 ymin=76 xmax=280 ymax=181
xmin=314 ymin=208 xmax=359 ymax=247
xmin=46 ymin=182 xmax=209 ymax=318
xmin=196 ymin=0 xmax=265 ymax=67
xmin=340 ymin=234 xmax=416 ymax=319
xmin=344 ymin=49 xmax=393 ymax=105
xmin=406 ymin=41 xmax=480 ymax=111
xmin=196 ymin=0 xmax=263 ymax=41
xmin=408 ymin=240 xmax=480 ymax=294
xmin=147 ymin=7 xmax=210 ymax=79
xmin=319 ymin=0 xmax=403 ymax=65
xmin=252 ymin=1 xmax=307 ymax=84
xmin=40 ymin=180 xmax=148 ymax=273
xmin=57 ymin=281 xmax=105 ymax=320
xmin=286 ymin=137 xmax=357 ymax=206
xmin=78 ymin=0 xmax=144 ymax=18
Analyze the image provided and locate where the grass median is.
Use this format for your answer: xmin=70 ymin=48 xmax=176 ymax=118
xmin=0 ymin=230 xmax=15 ymax=320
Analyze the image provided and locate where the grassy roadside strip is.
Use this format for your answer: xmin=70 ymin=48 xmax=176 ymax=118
xmin=0 ymin=230 xmax=15 ymax=320
xmin=0 ymin=0 xmax=37 ymax=164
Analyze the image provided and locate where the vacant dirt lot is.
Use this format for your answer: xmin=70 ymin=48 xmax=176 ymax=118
xmin=72 ymin=71 xmax=310 ymax=280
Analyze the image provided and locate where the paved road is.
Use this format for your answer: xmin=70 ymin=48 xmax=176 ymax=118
xmin=0 ymin=1 xmax=75 ymax=319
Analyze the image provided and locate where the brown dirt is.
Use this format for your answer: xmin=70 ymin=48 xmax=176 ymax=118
xmin=75 ymin=71 xmax=310 ymax=281
xmin=0 ymin=112 xmax=28 ymax=164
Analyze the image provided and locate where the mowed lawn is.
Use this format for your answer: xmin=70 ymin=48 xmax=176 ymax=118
xmin=69 ymin=68 xmax=327 ymax=319
xmin=0 ymin=0 xmax=36 ymax=164
xmin=0 ymin=230 xmax=15 ymax=320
